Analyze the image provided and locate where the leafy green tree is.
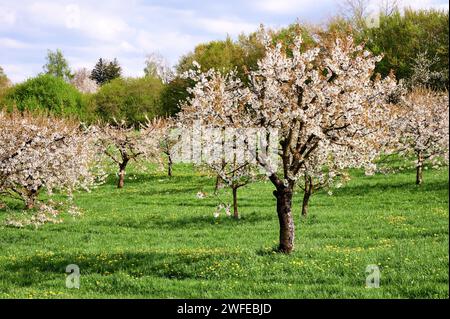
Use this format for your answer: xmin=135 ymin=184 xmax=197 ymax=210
xmin=0 ymin=66 xmax=11 ymax=87
xmin=90 ymin=58 xmax=122 ymax=86
xmin=236 ymin=31 xmax=266 ymax=75
xmin=2 ymin=74 xmax=88 ymax=119
xmin=271 ymin=23 xmax=317 ymax=54
xmin=177 ymin=24 xmax=316 ymax=77
xmin=43 ymin=49 xmax=73 ymax=81
xmin=93 ymin=76 xmax=164 ymax=126
xmin=160 ymin=77 xmax=191 ymax=116
xmin=361 ymin=8 xmax=449 ymax=89
xmin=167 ymin=24 xmax=316 ymax=115
xmin=177 ymin=37 xmax=247 ymax=77
xmin=173 ymin=38 xmax=248 ymax=115
xmin=0 ymin=66 xmax=12 ymax=99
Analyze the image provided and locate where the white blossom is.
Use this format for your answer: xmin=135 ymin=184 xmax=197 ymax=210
xmin=0 ymin=112 xmax=105 ymax=222
xmin=177 ymin=27 xmax=399 ymax=252
xmin=70 ymin=68 xmax=98 ymax=94
xmin=386 ymin=88 xmax=449 ymax=183
xmin=97 ymin=118 xmax=164 ymax=188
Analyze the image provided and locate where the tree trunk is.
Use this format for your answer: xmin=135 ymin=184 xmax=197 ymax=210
xmin=302 ymin=176 xmax=313 ymax=217
xmin=416 ymin=152 xmax=424 ymax=185
xmin=214 ymin=175 xmax=223 ymax=194
xmin=214 ymin=159 xmax=226 ymax=194
xmin=118 ymin=169 xmax=125 ymax=188
xmin=274 ymin=186 xmax=295 ymax=253
xmin=232 ymin=186 xmax=239 ymax=219
xmin=302 ymin=188 xmax=311 ymax=217
xmin=25 ymin=189 xmax=37 ymax=209
xmin=117 ymin=160 xmax=128 ymax=189
xmin=25 ymin=196 xmax=36 ymax=210
xmin=168 ymin=154 xmax=173 ymax=178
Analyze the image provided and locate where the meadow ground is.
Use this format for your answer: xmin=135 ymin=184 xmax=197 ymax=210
xmin=0 ymin=164 xmax=448 ymax=298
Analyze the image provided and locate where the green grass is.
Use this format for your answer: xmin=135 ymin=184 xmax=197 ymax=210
xmin=0 ymin=164 xmax=448 ymax=299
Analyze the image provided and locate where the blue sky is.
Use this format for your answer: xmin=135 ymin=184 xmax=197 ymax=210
xmin=1 ymin=0 xmax=448 ymax=83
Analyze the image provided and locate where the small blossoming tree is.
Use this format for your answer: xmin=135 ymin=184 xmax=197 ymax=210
xmin=297 ymin=146 xmax=351 ymax=217
xmin=99 ymin=119 xmax=164 ymax=188
xmin=208 ymin=152 xmax=259 ymax=219
xmin=156 ymin=117 xmax=179 ymax=177
xmin=178 ymin=66 xmax=263 ymax=219
xmin=0 ymin=112 xmax=105 ymax=224
xmin=70 ymin=68 xmax=99 ymax=94
xmin=390 ymin=88 xmax=449 ymax=185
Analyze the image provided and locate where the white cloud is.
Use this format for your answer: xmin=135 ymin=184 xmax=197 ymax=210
xmin=398 ymin=0 xmax=449 ymax=10
xmin=0 ymin=37 xmax=29 ymax=49
xmin=136 ymin=30 xmax=209 ymax=65
xmin=25 ymin=1 xmax=134 ymax=42
xmin=196 ymin=18 xmax=258 ymax=36
xmin=1 ymin=63 xmax=41 ymax=83
xmin=256 ymin=0 xmax=317 ymax=14
xmin=119 ymin=41 xmax=139 ymax=53
xmin=1 ymin=0 xmax=448 ymax=83
xmin=27 ymin=2 xmax=70 ymax=27
xmin=0 ymin=6 xmax=16 ymax=28
xmin=255 ymin=0 xmax=449 ymax=16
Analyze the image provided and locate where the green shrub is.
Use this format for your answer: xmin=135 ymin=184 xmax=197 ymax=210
xmin=160 ymin=77 xmax=191 ymax=116
xmin=2 ymin=74 xmax=88 ymax=119
xmin=93 ymin=76 xmax=164 ymax=126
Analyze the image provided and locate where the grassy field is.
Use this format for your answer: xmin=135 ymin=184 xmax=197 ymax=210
xmin=0 ymin=164 xmax=448 ymax=299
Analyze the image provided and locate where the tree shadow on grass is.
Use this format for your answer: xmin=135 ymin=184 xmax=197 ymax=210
xmin=135 ymin=200 xmax=276 ymax=210
xmin=83 ymin=211 xmax=274 ymax=230
xmin=255 ymin=245 xmax=280 ymax=256
xmin=137 ymin=186 xmax=205 ymax=197
xmin=331 ymin=180 xmax=449 ymax=197
xmin=102 ymin=173 xmax=213 ymax=187
xmin=150 ymin=211 xmax=274 ymax=230
xmin=2 ymin=249 xmax=244 ymax=287
xmin=0 ymin=202 xmax=25 ymax=214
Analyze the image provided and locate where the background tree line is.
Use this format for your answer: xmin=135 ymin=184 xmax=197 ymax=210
xmin=0 ymin=6 xmax=448 ymax=126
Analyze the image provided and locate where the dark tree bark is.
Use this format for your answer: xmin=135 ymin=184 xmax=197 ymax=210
xmin=25 ymin=196 xmax=36 ymax=210
xmin=302 ymin=176 xmax=313 ymax=217
xmin=214 ymin=158 xmax=227 ymax=194
xmin=214 ymin=175 xmax=223 ymax=194
xmin=168 ymin=154 xmax=173 ymax=178
xmin=232 ymin=186 xmax=239 ymax=219
xmin=416 ymin=151 xmax=424 ymax=185
xmin=25 ymin=189 xmax=38 ymax=209
xmin=117 ymin=159 xmax=129 ymax=189
xmin=273 ymin=185 xmax=295 ymax=253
